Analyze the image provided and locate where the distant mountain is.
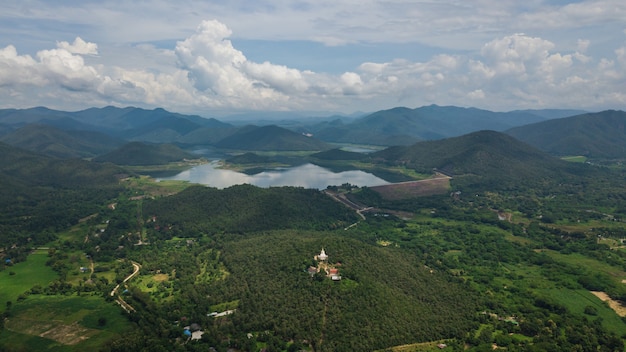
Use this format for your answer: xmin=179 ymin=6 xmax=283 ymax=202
xmin=0 ymin=106 xmax=233 ymax=143
xmin=313 ymin=105 xmax=570 ymax=146
xmin=0 ymin=124 xmax=124 ymax=159
xmin=215 ymin=125 xmax=330 ymax=151
xmin=510 ymin=109 xmax=587 ymax=119
xmin=505 ymin=110 xmax=626 ymax=159
xmin=0 ymin=105 xmax=594 ymax=152
xmin=93 ymin=142 xmax=195 ymax=165
xmin=371 ymin=130 xmax=593 ymax=190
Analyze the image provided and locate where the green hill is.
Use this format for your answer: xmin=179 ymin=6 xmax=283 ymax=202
xmin=212 ymin=231 xmax=478 ymax=351
xmin=93 ymin=142 xmax=195 ymax=165
xmin=506 ymin=110 xmax=626 ymax=159
xmin=143 ymin=184 xmax=359 ymax=235
xmin=139 ymin=185 xmax=479 ymax=350
xmin=0 ymin=124 xmax=124 ymax=159
xmin=371 ymin=130 xmax=593 ymax=191
xmin=0 ymin=142 xmax=125 ymax=247
xmin=225 ymin=152 xmax=273 ymax=164
xmin=309 ymin=148 xmax=367 ymax=161
xmin=215 ymin=125 xmax=330 ymax=151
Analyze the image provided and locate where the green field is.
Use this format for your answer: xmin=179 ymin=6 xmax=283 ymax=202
xmin=0 ymin=250 xmax=59 ymax=311
xmin=537 ymin=288 xmax=626 ymax=335
xmin=1 ymin=295 xmax=132 ymax=351
xmin=544 ymin=251 xmax=626 ymax=283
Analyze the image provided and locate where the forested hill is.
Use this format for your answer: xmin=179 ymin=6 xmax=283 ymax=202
xmin=0 ymin=124 xmax=124 ymax=159
xmin=506 ymin=110 xmax=626 ymax=159
xmin=143 ymin=184 xmax=360 ymax=237
xmin=93 ymin=141 xmax=195 ymax=165
xmin=0 ymin=142 xmax=126 ymax=248
xmin=215 ymin=125 xmax=330 ymax=151
xmin=371 ymin=130 xmax=595 ymax=190
xmin=0 ymin=142 xmax=127 ymax=188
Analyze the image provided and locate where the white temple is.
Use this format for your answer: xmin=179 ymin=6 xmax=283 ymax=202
xmin=317 ymin=248 xmax=328 ymax=261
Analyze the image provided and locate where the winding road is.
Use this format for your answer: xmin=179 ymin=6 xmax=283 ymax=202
xmin=110 ymin=261 xmax=141 ymax=313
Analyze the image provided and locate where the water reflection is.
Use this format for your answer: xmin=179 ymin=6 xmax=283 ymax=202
xmin=159 ymin=162 xmax=388 ymax=190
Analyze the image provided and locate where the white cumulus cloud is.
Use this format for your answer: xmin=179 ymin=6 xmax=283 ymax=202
xmin=56 ymin=37 xmax=98 ymax=55
xmin=1 ymin=19 xmax=626 ymax=114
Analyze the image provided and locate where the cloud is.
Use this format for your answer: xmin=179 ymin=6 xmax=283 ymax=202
xmin=1 ymin=19 xmax=626 ymax=114
xmin=517 ymin=0 xmax=626 ymax=29
xmin=56 ymin=37 xmax=98 ymax=55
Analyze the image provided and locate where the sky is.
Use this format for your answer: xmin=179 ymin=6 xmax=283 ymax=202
xmin=1 ymin=0 xmax=625 ymax=117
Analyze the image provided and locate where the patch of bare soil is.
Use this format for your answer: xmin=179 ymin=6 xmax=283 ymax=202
xmin=591 ymin=291 xmax=626 ymax=317
xmin=6 ymin=319 xmax=99 ymax=345
xmin=370 ymin=177 xmax=450 ymax=200
xmin=153 ymin=273 xmax=169 ymax=282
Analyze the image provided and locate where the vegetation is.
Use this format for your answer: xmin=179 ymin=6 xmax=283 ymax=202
xmin=506 ymin=110 xmax=626 ymax=159
xmin=2 ymin=107 xmax=626 ymax=351
xmin=216 ymin=125 xmax=330 ymax=151
xmin=94 ymin=142 xmax=195 ymax=166
xmin=0 ymin=124 xmax=124 ymax=159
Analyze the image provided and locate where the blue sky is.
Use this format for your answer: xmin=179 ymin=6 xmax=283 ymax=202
xmin=0 ymin=0 xmax=625 ymax=117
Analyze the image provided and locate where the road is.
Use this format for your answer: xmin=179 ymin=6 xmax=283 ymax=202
xmin=110 ymin=261 xmax=141 ymax=297
xmin=110 ymin=261 xmax=141 ymax=313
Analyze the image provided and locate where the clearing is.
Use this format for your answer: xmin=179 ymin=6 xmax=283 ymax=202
xmin=370 ymin=175 xmax=451 ymax=200
xmin=591 ymin=291 xmax=626 ymax=317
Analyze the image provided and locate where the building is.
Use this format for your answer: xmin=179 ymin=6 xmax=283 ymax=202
xmin=316 ymin=248 xmax=328 ymax=261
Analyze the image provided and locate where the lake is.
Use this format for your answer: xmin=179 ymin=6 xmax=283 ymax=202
xmin=158 ymin=161 xmax=389 ymax=190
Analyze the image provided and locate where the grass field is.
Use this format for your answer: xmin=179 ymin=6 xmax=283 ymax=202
xmin=536 ymin=288 xmax=626 ymax=336
xmin=370 ymin=177 xmax=451 ymax=200
xmin=544 ymin=251 xmax=626 ymax=282
xmin=1 ymin=295 xmax=132 ymax=351
xmin=0 ymin=250 xmax=58 ymax=311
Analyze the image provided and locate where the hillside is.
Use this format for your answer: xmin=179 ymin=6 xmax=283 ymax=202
xmin=210 ymin=232 xmax=479 ymax=351
xmin=0 ymin=142 xmax=125 ymax=246
xmin=371 ymin=130 xmax=594 ymax=191
xmin=309 ymin=148 xmax=368 ymax=161
xmin=506 ymin=110 xmax=626 ymax=159
xmin=93 ymin=142 xmax=195 ymax=165
xmin=143 ymin=184 xmax=359 ymax=235
xmin=0 ymin=124 xmax=124 ymax=159
xmin=313 ymin=105 xmax=554 ymax=145
xmin=215 ymin=125 xmax=330 ymax=151
xmin=225 ymin=152 xmax=273 ymax=164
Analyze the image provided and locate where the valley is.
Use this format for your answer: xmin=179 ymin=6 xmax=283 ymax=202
xmin=1 ymin=106 xmax=626 ymax=351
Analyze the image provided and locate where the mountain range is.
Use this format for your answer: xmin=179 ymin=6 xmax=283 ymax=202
xmin=300 ymin=105 xmax=586 ymax=145
xmin=2 ymin=105 xmax=626 ymax=162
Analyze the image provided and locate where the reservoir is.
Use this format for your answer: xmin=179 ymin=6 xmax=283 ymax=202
xmin=159 ymin=161 xmax=389 ymax=190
